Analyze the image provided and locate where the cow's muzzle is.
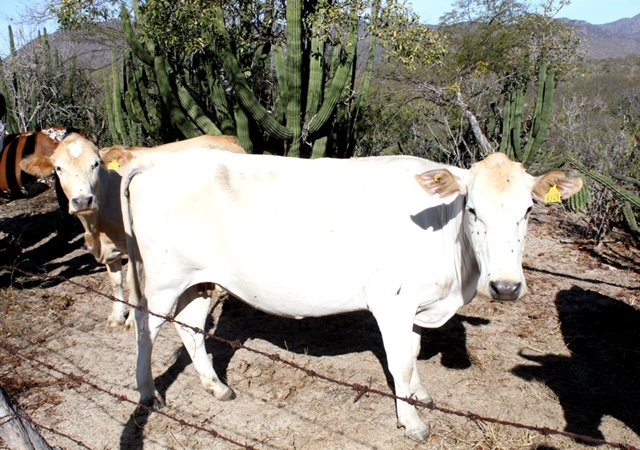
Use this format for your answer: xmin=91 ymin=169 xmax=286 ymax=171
xmin=71 ymin=195 xmax=96 ymax=213
xmin=489 ymin=280 xmax=522 ymax=301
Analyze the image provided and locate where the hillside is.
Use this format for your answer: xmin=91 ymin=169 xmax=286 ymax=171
xmin=561 ymin=14 xmax=640 ymax=59
xmin=10 ymin=11 xmax=640 ymax=75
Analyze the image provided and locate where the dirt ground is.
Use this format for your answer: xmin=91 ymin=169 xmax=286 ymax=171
xmin=1 ymin=188 xmax=639 ymax=450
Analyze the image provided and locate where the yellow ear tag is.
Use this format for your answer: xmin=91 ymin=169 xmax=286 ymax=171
xmin=107 ymin=160 xmax=120 ymax=171
xmin=544 ymin=184 xmax=562 ymax=204
xmin=434 ymin=174 xmax=442 ymax=183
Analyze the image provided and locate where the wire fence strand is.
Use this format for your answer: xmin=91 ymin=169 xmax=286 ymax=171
xmin=1 ymin=264 xmax=638 ymax=450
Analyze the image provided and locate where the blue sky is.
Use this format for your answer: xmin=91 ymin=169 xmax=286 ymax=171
xmin=1 ymin=1 xmax=640 ymax=57
xmin=413 ymin=0 xmax=640 ymax=24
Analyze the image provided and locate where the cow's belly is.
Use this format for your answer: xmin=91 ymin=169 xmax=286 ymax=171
xmin=169 ymin=222 xmax=464 ymax=320
xmin=192 ymin=231 xmax=391 ymax=318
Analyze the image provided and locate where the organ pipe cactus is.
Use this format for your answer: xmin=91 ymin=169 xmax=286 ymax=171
xmin=498 ymin=58 xmax=555 ymax=167
xmin=0 ymin=26 xmax=19 ymax=133
xmin=567 ymin=176 xmax=589 ymax=212
xmin=566 ymin=155 xmax=640 ymax=237
xmin=521 ymin=60 xmax=555 ymax=166
xmin=106 ymin=48 xmax=141 ymax=145
xmin=118 ymin=6 xmax=221 ymax=141
xmin=111 ymin=0 xmax=377 ymax=157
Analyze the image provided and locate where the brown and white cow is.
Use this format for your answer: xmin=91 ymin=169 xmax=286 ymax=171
xmin=119 ymin=150 xmax=582 ymax=441
xmin=0 ymin=127 xmax=72 ymax=196
xmin=0 ymin=126 xmax=77 ymax=226
xmin=20 ymin=133 xmax=245 ymax=327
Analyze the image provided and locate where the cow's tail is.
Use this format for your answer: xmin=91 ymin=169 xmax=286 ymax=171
xmin=121 ymin=164 xmax=147 ymax=310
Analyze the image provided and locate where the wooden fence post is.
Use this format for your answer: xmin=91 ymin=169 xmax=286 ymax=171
xmin=0 ymin=388 xmax=54 ymax=450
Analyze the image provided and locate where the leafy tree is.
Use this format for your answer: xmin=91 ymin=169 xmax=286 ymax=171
xmin=384 ymin=0 xmax=581 ymax=167
xmin=53 ymin=0 xmax=444 ymax=156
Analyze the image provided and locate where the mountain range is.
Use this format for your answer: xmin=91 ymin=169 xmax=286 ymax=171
xmin=562 ymin=13 xmax=640 ymax=59
xmin=12 ymin=13 xmax=640 ymax=72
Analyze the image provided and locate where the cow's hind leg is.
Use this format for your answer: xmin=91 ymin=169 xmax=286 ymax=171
xmin=173 ymin=285 xmax=235 ymax=401
xmin=373 ymin=311 xmax=430 ymax=442
xmin=105 ymin=258 xmax=128 ymax=328
xmin=135 ymin=288 xmax=177 ymax=408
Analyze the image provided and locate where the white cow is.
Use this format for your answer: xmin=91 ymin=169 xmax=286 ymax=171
xmin=120 ymin=150 xmax=582 ymax=441
xmin=20 ymin=134 xmax=245 ymax=327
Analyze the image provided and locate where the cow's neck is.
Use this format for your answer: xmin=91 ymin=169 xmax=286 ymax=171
xmin=459 ymin=211 xmax=480 ymax=305
xmin=77 ymin=211 xmax=102 ymax=259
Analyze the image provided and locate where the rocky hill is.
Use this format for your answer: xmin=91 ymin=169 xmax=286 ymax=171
xmin=11 ymin=12 xmax=640 ymax=71
xmin=561 ymin=14 xmax=640 ymax=59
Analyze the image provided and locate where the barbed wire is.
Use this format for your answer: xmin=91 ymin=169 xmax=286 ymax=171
xmin=1 ymin=410 xmax=91 ymax=449
xmin=0 ymin=342 xmax=256 ymax=450
xmin=1 ymin=265 xmax=638 ymax=450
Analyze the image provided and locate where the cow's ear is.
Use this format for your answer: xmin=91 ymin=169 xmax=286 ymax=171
xmin=99 ymin=146 xmax=133 ymax=169
xmin=532 ymin=171 xmax=583 ymax=203
xmin=415 ymin=168 xmax=466 ymax=198
xmin=20 ymin=155 xmax=55 ymax=176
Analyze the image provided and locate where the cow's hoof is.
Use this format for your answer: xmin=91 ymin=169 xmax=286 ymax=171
xmin=134 ymin=394 xmax=164 ymax=417
xmin=153 ymin=396 xmax=165 ymax=409
xmin=124 ymin=316 xmax=135 ymax=331
xmin=216 ymin=387 xmax=236 ymax=401
xmin=141 ymin=392 xmax=165 ymax=409
xmin=401 ymin=421 xmax=430 ymax=443
xmin=107 ymin=317 xmax=126 ymax=328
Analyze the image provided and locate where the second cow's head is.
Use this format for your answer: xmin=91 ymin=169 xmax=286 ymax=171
xmin=21 ymin=133 xmax=105 ymax=215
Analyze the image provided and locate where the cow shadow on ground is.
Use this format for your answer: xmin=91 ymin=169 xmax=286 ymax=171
xmin=512 ymin=286 xmax=640 ymax=445
xmin=120 ymin=297 xmax=489 ymax=449
xmin=0 ymin=208 xmax=96 ymax=289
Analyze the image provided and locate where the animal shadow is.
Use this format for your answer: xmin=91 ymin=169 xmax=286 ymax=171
xmin=198 ymin=297 xmax=484 ymax=390
xmin=512 ymin=286 xmax=640 ymax=444
xmin=120 ymin=297 xmax=488 ymax=449
xmin=0 ymin=208 xmax=94 ymax=289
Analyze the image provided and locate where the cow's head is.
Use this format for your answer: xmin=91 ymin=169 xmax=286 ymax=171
xmin=20 ymin=133 xmax=105 ymax=215
xmin=415 ymin=152 xmax=583 ymax=301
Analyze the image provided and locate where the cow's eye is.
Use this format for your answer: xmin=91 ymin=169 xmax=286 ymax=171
xmin=467 ymin=207 xmax=477 ymax=217
xmin=54 ymin=166 xmax=63 ymax=174
xmin=92 ymin=160 xmax=100 ymax=169
xmin=525 ymin=206 xmax=533 ymax=217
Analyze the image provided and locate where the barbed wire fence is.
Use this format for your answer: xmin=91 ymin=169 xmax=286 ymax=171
xmin=0 ymin=265 xmax=638 ymax=450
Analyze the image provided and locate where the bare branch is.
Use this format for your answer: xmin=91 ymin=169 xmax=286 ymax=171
xmin=454 ymin=91 xmax=494 ymax=156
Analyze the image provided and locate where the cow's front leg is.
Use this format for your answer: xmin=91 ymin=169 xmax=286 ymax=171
xmin=105 ymin=258 xmax=128 ymax=328
xmin=174 ymin=285 xmax=235 ymax=401
xmin=374 ymin=311 xmax=430 ymax=442
xmin=123 ymin=261 xmax=139 ymax=330
xmin=409 ymin=325 xmax=432 ymax=404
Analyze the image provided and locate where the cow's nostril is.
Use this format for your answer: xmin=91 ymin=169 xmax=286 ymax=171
xmin=489 ymin=281 xmax=521 ymax=301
